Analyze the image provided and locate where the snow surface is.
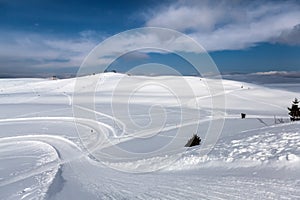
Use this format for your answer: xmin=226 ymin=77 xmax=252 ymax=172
xmin=0 ymin=73 xmax=299 ymax=199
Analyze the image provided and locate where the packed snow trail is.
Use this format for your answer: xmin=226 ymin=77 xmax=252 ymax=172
xmin=0 ymin=135 xmax=81 ymax=188
xmin=45 ymin=152 xmax=300 ymax=200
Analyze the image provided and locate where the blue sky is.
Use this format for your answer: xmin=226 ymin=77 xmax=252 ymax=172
xmin=0 ymin=0 xmax=299 ymax=77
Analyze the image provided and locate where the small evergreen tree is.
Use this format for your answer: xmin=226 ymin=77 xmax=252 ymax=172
xmin=185 ymin=134 xmax=201 ymax=147
xmin=288 ymin=98 xmax=300 ymax=121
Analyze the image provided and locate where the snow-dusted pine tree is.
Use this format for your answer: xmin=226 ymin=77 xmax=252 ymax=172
xmin=288 ymin=98 xmax=300 ymax=121
xmin=185 ymin=134 xmax=201 ymax=147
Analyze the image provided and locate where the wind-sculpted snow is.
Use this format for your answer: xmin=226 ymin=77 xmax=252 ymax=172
xmin=166 ymin=122 xmax=300 ymax=174
xmin=0 ymin=74 xmax=300 ymax=199
xmin=215 ymin=123 xmax=300 ymax=165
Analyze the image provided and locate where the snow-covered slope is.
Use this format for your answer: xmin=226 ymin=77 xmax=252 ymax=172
xmin=0 ymin=74 xmax=299 ymax=199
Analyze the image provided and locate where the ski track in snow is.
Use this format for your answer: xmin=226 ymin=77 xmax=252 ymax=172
xmin=0 ymin=75 xmax=300 ymax=199
xmin=59 ymin=161 xmax=300 ymax=200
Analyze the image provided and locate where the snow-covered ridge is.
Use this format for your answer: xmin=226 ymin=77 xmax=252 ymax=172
xmin=0 ymin=73 xmax=300 ymax=199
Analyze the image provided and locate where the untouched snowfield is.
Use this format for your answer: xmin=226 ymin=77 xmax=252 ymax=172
xmin=0 ymin=73 xmax=299 ymax=199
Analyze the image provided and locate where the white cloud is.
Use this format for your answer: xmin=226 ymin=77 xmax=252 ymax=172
xmin=78 ymin=28 xmax=210 ymax=73
xmin=1 ymin=1 xmax=299 ymax=76
xmin=144 ymin=0 xmax=300 ymax=51
xmin=0 ymin=28 xmax=206 ymax=76
xmin=147 ymin=5 xmax=223 ymax=32
xmin=252 ymin=71 xmax=300 ymax=78
xmin=274 ymin=24 xmax=300 ymax=45
xmin=0 ymin=31 xmax=99 ymax=70
xmin=122 ymin=51 xmax=150 ymax=60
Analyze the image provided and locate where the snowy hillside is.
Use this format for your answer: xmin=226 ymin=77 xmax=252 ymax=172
xmin=0 ymin=74 xmax=299 ymax=199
